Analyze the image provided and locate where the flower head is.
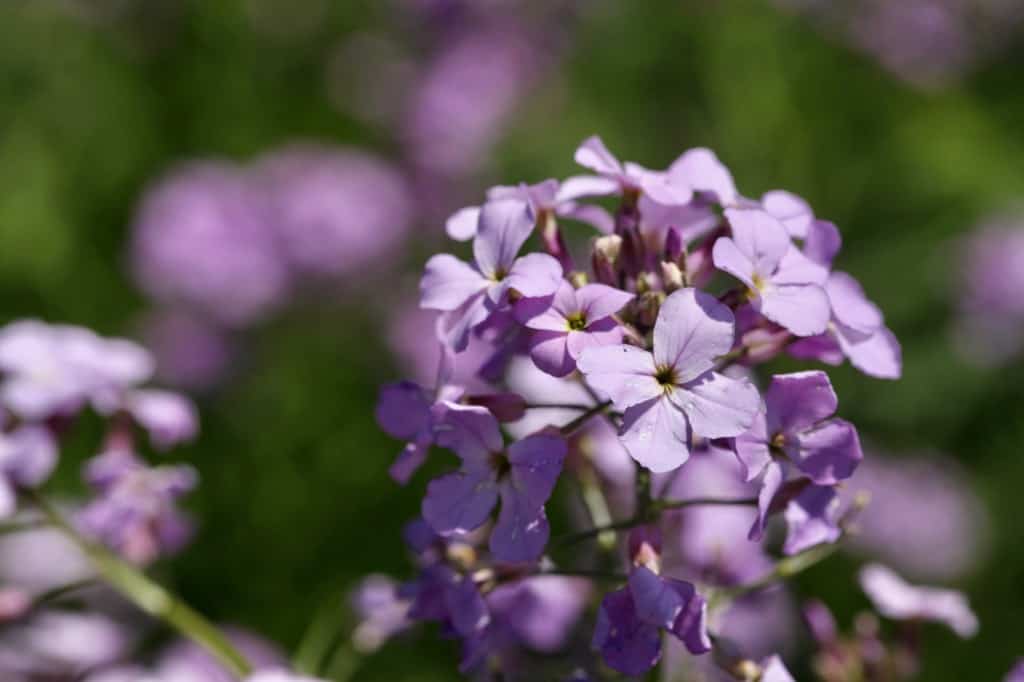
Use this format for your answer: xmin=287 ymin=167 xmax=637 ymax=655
xmin=578 ymin=288 xmax=760 ymax=472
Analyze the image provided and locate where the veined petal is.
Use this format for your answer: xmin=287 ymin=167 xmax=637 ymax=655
xmin=505 ymin=253 xmax=563 ymax=299
xmin=491 ymin=484 xmax=550 ymax=563
xmin=765 ymin=370 xmax=837 ymax=434
xmin=420 ymin=254 xmax=487 ymax=311
xmin=675 ymin=371 xmax=761 ymax=439
xmin=734 ymin=411 xmax=771 ymax=481
xmin=507 ymin=433 xmax=567 ymax=508
xmin=422 ymin=471 xmax=498 ymax=536
xmin=473 ymin=199 xmax=534 ymax=277
xmin=792 ymin=418 xmax=862 ymax=485
xmin=667 ymin=579 xmax=711 ymax=654
xmin=620 ymin=397 xmax=690 ymax=473
xmin=653 ymin=288 xmax=736 ymax=382
xmin=577 ymin=345 xmax=660 ymax=410
xmin=758 ymin=284 xmax=830 ymax=337
xmin=576 ymin=284 xmax=634 ymax=322
xmin=711 ymin=237 xmax=757 ymax=290
xmin=723 ymin=208 xmax=791 ymax=275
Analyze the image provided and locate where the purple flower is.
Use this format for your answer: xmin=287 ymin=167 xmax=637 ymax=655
xmin=131 ymin=162 xmax=288 ymax=326
xmin=420 ymin=199 xmax=563 ymax=351
xmin=712 ymin=208 xmax=830 ymax=336
xmin=156 ymin=627 xmax=289 ymax=682
xmin=1006 ymin=659 xmax=1024 ymax=682
xmin=376 ymin=346 xmax=464 ymax=484
xmin=254 ymin=145 xmax=413 ymax=278
xmin=79 ymin=449 xmax=197 ymax=565
xmin=523 ymin=281 xmax=633 ymax=377
xmin=840 ymin=452 xmax=988 ymax=581
xmin=562 ymin=136 xmax=694 ymax=206
xmin=783 ymin=484 xmax=843 ymax=555
xmin=486 ymin=576 xmax=590 ymax=653
xmin=736 ymin=371 xmax=862 ymax=543
xmin=577 ymin=288 xmax=760 ymax=473
xmin=761 ymin=190 xmax=814 ymax=239
xmin=446 ymin=179 xmax=614 ymax=241
xmin=124 ymin=389 xmax=199 ymax=450
xmin=421 ymin=403 xmax=566 ymax=563
xmin=859 ymin=563 xmax=978 ymax=638
xmin=666 ymin=147 xmax=740 ymax=207
xmin=789 ymin=271 xmax=902 ymax=379
xmin=0 ymin=610 xmax=130 ymax=679
xmin=350 ymin=575 xmax=411 ymax=653
xmin=139 ymin=310 xmax=232 ymax=390
xmin=0 ymin=423 xmax=57 ymax=517
xmin=591 ymin=566 xmax=710 ymax=676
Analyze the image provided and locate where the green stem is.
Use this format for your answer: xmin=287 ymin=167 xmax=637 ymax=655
xmin=558 ymin=401 xmax=612 ymax=436
xmin=27 ymin=490 xmax=252 ymax=679
xmin=715 ymin=541 xmax=841 ymax=605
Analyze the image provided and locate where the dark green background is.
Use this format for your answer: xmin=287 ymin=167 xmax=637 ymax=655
xmin=4 ymin=1 xmax=1022 ymax=679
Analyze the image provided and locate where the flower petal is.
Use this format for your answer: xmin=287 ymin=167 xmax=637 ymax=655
xmin=507 ymin=433 xmax=567 ymax=509
xmin=762 ymin=190 xmax=813 ymax=239
xmin=629 ymin=566 xmax=682 ymax=629
xmin=783 ymin=485 xmax=841 ymax=555
xmin=773 ymin=246 xmax=829 ymax=286
xmin=573 ymin=136 xmax=623 ymax=176
xmin=620 ymin=397 xmax=690 ymax=473
xmin=592 ymin=588 xmax=663 ymax=676
xmin=792 ymin=418 xmax=862 ymax=485
xmin=675 ymin=371 xmax=761 ymax=439
xmin=555 ymin=175 xmax=621 ymax=202
xmin=836 ymin=324 xmax=902 ymax=380
xmin=668 ymin=148 xmax=738 ymax=205
xmin=491 ymin=483 xmax=550 ymax=563
xmin=422 ymin=470 xmax=498 ymax=536
xmin=653 ymin=288 xmax=736 ymax=382
xmin=473 ymin=199 xmax=534 ymax=278
xmin=827 ymin=271 xmax=884 ymax=332
xmin=446 ymin=206 xmax=481 ymax=241
xmin=432 ymin=402 xmax=503 ymax=467
xmin=711 ymin=236 xmax=757 ymax=290
xmin=765 ymin=370 xmax=837 ymax=435
xmin=529 ymin=331 xmax=574 ymax=377
xmin=376 ymin=381 xmax=431 ymax=440
xmin=420 ymin=254 xmax=487 ymax=312
xmin=505 ymin=253 xmax=564 ymax=299
xmin=577 ymin=345 xmax=660 ymax=410
xmin=577 ymin=284 xmax=635 ymax=322
xmin=723 ymin=208 xmax=791 ymax=275
xmin=758 ymin=284 xmax=830 ymax=337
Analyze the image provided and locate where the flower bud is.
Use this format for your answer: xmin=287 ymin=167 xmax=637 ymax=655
xmin=661 ymin=261 xmax=684 ymax=293
xmin=591 ymin=235 xmax=622 ymax=286
xmin=539 ymin=210 xmax=574 ymax=273
xmin=628 ymin=525 xmax=662 ymax=572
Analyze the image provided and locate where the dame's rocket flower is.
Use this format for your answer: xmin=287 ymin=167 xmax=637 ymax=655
xmin=421 ymin=403 xmax=566 ymax=563
xmin=592 ymin=565 xmax=710 ymax=676
xmin=736 ymin=371 xmax=861 ymax=546
xmin=789 ymin=271 xmax=902 ymax=379
xmin=0 ymin=423 xmax=57 ymax=518
xmin=523 ymin=281 xmax=633 ymax=377
xmin=713 ymin=208 xmax=831 ymax=337
xmin=421 ymin=199 xmax=563 ymax=351
xmin=859 ymin=563 xmax=978 ymax=638
xmin=577 ymin=288 xmax=760 ymax=473
xmin=562 ymin=136 xmax=694 ymax=206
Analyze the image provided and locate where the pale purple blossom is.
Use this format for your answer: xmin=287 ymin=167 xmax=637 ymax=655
xmin=578 ymin=288 xmax=760 ymax=472
xmin=0 ymin=423 xmax=57 ymax=517
xmin=139 ymin=310 xmax=232 ymax=390
xmin=523 ymin=282 xmax=632 ymax=377
xmin=124 ymin=389 xmax=198 ymax=450
xmin=563 ymin=136 xmax=694 ymax=207
xmin=421 ymin=199 xmax=563 ymax=351
xmin=350 ymin=575 xmax=411 ymax=653
xmin=713 ymin=208 xmax=830 ymax=337
xmin=0 ymin=610 xmax=130 ymax=679
xmin=859 ymin=563 xmax=978 ymax=638
xmin=1006 ymin=660 xmax=1024 ymax=682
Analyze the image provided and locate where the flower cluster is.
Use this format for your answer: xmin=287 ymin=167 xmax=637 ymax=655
xmin=369 ymin=134 xmax=965 ymax=679
xmin=0 ymin=320 xmax=197 ymax=563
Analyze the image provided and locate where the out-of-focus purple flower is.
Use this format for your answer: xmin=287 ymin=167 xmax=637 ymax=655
xmin=486 ymin=576 xmax=590 ymax=654
xmin=421 ymin=199 xmax=563 ymax=351
xmin=0 ymin=320 xmax=154 ymax=420
xmin=736 ymin=371 xmax=862 ymax=544
xmin=1006 ymin=659 xmax=1024 ymax=682
xmin=254 ymin=145 xmax=412 ymax=279
xmin=840 ymin=453 xmax=988 ymax=580
xmin=563 ymin=136 xmax=694 ymax=207
xmin=0 ymin=610 xmax=130 ymax=679
xmin=859 ymin=564 xmax=978 ymax=638
xmin=523 ymin=282 xmax=632 ymax=377
xmin=713 ymin=208 xmax=830 ymax=337
xmin=782 ymin=485 xmax=843 ymax=555
xmin=578 ymin=288 xmax=760 ymax=473
xmin=387 ymin=304 xmax=493 ymax=394
xmin=0 ymin=518 xmax=94 ymax=596
xmin=404 ymin=28 xmax=542 ymax=176
xmin=0 ymin=423 xmax=57 ymax=517
xmin=422 ymin=403 xmax=566 ymax=563
xmin=955 ymin=218 xmax=1024 ymax=365
xmin=789 ymin=272 xmax=902 ymax=379
xmin=155 ymin=627 xmax=288 ymax=682
xmin=139 ymin=311 xmax=233 ymax=391
xmin=79 ymin=449 xmax=197 ymax=565
xmin=592 ymin=566 xmax=710 ymax=676
xmin=350 ymin=575 xmax=411 ymax=653
xmin=124 ymin=389 xmax=198 ymax=450
xmin=131 ymin=162 xmax=288 ymax=327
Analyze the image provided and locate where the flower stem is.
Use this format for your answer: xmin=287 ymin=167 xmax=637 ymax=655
xmin=558 ymin=400 xmax=612 ymax=436
xmin=26 ymin=490 xmax=252 ymax=679
xmin=715 ymin=541 xmax=841 ymax=605
xmin=555 ymin=496 xmax=758 ymax=547
xmin=523 ymin=402 xmax=595 ymax=411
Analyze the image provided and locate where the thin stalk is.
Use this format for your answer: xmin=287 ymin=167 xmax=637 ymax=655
xmin=26 ymin=490 xmax=252 ymax=679
xmin=558 ymin=401 xmax=612 ymax=436
xmin=715 ymin=541 xmax=841 ymax=605
xmin=523 ymin=402 xmax=595 ymax=411
xmin=654 ymin=496 xmax=758 ymax=512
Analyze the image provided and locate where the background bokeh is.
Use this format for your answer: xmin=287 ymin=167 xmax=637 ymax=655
xmin=3 ymin=0 xmax=1023 ymax=679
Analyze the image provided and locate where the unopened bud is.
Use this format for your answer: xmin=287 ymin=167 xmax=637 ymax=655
xmin=539 ymin=210 xmax=574 ymax=272
xmin=592 ymin=235 xmax=622 ymax=286
xmin=661 ymin=261 xmax=684 ymax=292
xmin=628 ymin=525 xmax=662 ymax=572
xmin=634 ymin=291 xmax=665 ymax=328
xmin=664 ymin=226 xmax=685 ymax=263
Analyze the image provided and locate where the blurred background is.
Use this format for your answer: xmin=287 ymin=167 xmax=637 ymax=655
xmin=2 ymin=0 xmax=1024 ymax=679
